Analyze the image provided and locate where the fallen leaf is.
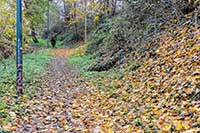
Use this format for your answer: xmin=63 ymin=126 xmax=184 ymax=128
xmin=9 ymin=112 xmax=17 ymax=119
xmin=63 ymin=125 xmax=69 ymax=131
xmin=162 ymin=123 xmax=171 ymax=131
xmin=2 ymin=123 xmax=12 ymax=131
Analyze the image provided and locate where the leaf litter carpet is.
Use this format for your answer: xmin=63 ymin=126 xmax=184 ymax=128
xmin=14 ymin=24 xmax=200 ymax=133
xmin=16 ymin=49 xmax=88 ymax=132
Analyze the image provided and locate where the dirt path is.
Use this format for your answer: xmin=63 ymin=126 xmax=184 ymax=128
xmin=16 ymin=49 xmax=87 ymax=132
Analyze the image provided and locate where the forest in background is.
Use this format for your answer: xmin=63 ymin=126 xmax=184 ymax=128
xmin=0 ymin=0 xmax=199 ymax=68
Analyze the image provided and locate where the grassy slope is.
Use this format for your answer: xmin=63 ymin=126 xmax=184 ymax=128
xmin=67 ymin=46 xmax=125 ymax=87
xmin=0 ymin=49 xmax=53 ymax=130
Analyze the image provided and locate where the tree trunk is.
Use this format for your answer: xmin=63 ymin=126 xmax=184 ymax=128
xmin=73 ymin=2 xmax=79 ymax=41
xmin=84 ymin=0 xmax=87 ymax=44
xmin=111 ymin=0 xmax=117 ymax=16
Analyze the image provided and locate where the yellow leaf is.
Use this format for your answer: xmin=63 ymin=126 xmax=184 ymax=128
xmin=183 ymin=123 xmax=190 ymax=130
xmin=93 ymin=16 xmax=100 ymax=23
xmin=156 ymin=49 xmax=160 ymax=53
xmin=59 ymin=102 xmax=64 ymax=107
xmin=176 ymin=121 xmax=183 ymax=131
xmin=63 ymin=125 xmax=69 ymax=131
xmin=2 ymin=123 xmax=12 ymax=130
xmin=189 ymin=106 xmax=199 ymax=113
xmin=197 ymin=117 xmax=200 ymax=125
xmin=176 ymin=51 xmax=181 ymax=56
xmin=173 ymin=19 xmax=178 ymax=24
xmin=162 ymin=124 xmax=171 ymax=131
xmin=22 ymin=94 xmax=27 ymax=98
xmin=108 ymin=128 xmax=114 ymax=133
xmin=81 ymin=129 xmax=89 ymax=133
xmin=185 ymin=88 xmax=193 ymax=95
xmin=24 ymin=116 xmax=29 ymax=121
xmin=0 ymin=109 xmax=5 ymax=113
xmin=71 ymin=103 xmax=78 ymax=109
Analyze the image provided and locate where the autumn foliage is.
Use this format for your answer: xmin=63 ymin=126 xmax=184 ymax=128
xmin=0 ymin=0 xmax=200 ymax=132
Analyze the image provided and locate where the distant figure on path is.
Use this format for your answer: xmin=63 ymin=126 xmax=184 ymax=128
xmin=50 ymin=36 xmax=56 ymax=47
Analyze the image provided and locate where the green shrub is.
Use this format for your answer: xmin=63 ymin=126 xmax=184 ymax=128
xmin=56 ymin=29 xmax=83 ymax=46
xmin=86 ymin=16 xmax=131 ymax=56
xmin=38 ymin=37 xmax=48 ymax=46
xmin=68 ymin=54 xmax=94 ymax=73
xmin=30 ymin=36 xmax=47 ymax=46
xmin=86 ymin=19 xmax=112 ymax=54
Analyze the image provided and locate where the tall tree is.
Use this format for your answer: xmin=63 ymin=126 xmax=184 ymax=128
xmin=24 ymin=0 xmax=49 ymax=42
xmin=84 ymin=0 xmax=87 ymax=44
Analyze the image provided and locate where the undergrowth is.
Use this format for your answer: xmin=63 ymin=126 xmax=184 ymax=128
xmin=0 ymin=49 xmax=53 ymax=129
xmin=67 ymin=46 xmax=125 ymax=90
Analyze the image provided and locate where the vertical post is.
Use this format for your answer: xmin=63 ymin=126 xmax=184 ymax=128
xmin=84 ymin=0 xmax=87 ymax=44
xmin=16 ymin=0 xmax=23 ymax=95
xmin=47 ymin=0 xmax=50 ymax=47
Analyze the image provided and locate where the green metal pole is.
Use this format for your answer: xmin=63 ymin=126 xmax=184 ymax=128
xmin=16 ymin=0 xmax=23 ymax=95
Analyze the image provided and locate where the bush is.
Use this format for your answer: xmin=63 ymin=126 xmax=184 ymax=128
xmin=0 ymin=41 xmax=14 ymax=60
xmin=86 ymin=19 xmax=112 ymax=54
xmin=86 ymin=16 xmax=131 ymax=55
